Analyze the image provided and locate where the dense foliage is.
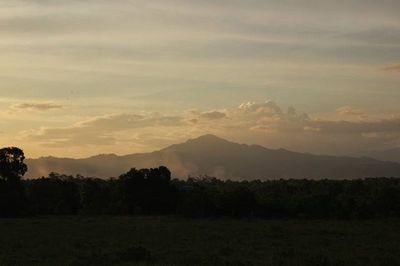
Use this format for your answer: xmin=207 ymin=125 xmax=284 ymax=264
xmin=19 ymin=173 xmax=400 ymax=218
xmin=1 ymin=147 xmax=400 ymax=218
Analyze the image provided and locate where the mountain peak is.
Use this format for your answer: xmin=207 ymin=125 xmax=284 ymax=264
xmin=183 ymin=134 xmax=238 ymax=148
xmin=188 ymin=134 xmax=229 ymax=143
xmin=162 ymin=134 xmax=235 ymax=153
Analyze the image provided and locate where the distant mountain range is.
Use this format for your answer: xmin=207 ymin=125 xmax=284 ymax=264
xmin=26 ymin=134 xmax=400 ymax=180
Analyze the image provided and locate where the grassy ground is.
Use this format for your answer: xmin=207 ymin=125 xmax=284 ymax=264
xmin=0 ymin=216 xmax=399 ymax=265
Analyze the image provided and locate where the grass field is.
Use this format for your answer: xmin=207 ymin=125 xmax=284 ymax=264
xmin=0 ymin=216 xmax=399 ymax=265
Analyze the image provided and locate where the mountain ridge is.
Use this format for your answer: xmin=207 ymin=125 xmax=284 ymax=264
xmin=26 ymin=134 xmax=400 ymax=180
xmin=359 ymin=148 xmax=400 ymax=163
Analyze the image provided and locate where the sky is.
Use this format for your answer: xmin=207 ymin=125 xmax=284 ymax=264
xmin=1 ymin=0 xmax=399 ymax=158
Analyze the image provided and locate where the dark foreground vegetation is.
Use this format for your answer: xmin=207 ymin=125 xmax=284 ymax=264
xmin=2 ymin=148 xmax=400 ymax=265
xmin=1 ymin=216 xmax=400 ymax=266
xmin=21 ymin=174 xmax=400 ymax=218
xmin=1 ymin=147 xmax=400 ymax=218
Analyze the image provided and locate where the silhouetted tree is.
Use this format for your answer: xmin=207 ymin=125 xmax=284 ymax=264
xmin=79 ymin=177 xmax=118 ymax=214
xmin=0 ymin=147 xmax=27 ymax=180
xmin=26 ymin=173 xmax=81 ymax=214
xmin=0 ymin=147 xmax=27 ymax=216
xmin=119 ymin=166 xmax=177 ymax=214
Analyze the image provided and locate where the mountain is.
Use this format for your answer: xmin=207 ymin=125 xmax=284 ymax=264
xmin=26 ymin=134 xmax=400 ymax=180
xmin=358 ymin=148 xmax=400 ymax=163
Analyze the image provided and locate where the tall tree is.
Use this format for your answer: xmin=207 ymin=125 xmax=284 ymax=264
xmin=0 ymin=147 xmax=28 ymax=216
xmin=0 ymin=147 xmax=27 ymax=180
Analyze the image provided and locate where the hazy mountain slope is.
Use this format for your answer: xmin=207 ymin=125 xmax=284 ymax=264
xmin=359 ymin=148 xmax=400 ymax=163
xmin=26 ymin=135 xmax=400 ymax=179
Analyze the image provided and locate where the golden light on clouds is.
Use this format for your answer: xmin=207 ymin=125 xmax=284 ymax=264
xmin=0 ymin=0 xmax=399 ymax=158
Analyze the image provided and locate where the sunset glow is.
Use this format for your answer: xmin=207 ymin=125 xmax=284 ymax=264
xmin=1 ymin=0 xmax=399 ymax=158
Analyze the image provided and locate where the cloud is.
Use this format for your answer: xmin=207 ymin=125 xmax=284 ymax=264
xmin=23 ymin=113 xmax=185 ymax=147
xmin=200 ymin=110 xmax=227 ymax=120
xmin=219 ymin=101 xmax=400 ymax=154
xmin=384 ymin=64 xmax=400 ymax=73
xmin=2 ymin=0 xmax=399 ymax=66
xmin=336 ymin=106 xmax=362 ymax=116
xmin=310 ymin=118 xmax=400 ymax=134
xmin=19 ymin=100 xmax=400 ymax=156
xmin=233 ymin=101 xmax=310 ymax=133
xmin=231 ymin=102 xmax=399 ymax=136
xmin=238 ymin=101 xmax=283 ymax=116
xmin=11 ymin=102 xmax=63 ymax=111
xmin=74 ymin=113 xmax=184 ymax=130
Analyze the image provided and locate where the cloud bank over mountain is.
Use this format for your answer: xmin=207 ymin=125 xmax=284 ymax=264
xmin=17 ymin=100 xmax=400 ymax=158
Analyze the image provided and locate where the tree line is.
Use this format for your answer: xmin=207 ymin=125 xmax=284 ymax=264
xmin=1 ymin=147 xmax=400 ymax=218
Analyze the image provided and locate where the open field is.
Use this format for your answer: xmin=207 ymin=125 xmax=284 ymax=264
xmin=0 ymin=217 xmax=400 ymax=265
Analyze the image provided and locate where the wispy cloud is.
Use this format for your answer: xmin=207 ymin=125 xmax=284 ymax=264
xmin=199 ymin=110 xmax=227 ymax=120
xmin=23 ymin=113 xmax=185 ymax=147
xmin=336 ymin=106 xmax=363 ymax=116
xmin=384 ymin=64 xmax=400 ymax=73
xmin=11 ymin=102 xmax=63 ymax=111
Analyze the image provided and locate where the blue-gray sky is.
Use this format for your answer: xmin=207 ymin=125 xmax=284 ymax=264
xmin=1 ymin=0 xmax=399 ymax=157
